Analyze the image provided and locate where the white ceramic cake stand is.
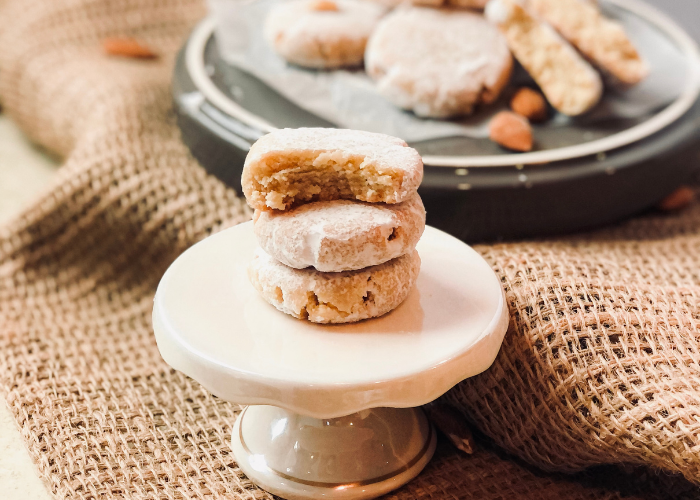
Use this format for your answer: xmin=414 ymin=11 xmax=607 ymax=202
xmin=153 ymin=222 xmax=508 ymax=500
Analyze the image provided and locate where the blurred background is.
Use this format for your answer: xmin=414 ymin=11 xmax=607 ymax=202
xmin=660 ymin=1 xmax=699 ymax=40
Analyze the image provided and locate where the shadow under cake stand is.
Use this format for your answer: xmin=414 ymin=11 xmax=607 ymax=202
xmin=152 ymin=222 xmax=509 ymax=500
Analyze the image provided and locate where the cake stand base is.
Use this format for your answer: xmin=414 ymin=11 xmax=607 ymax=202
xmin=231 ymin=405 xmax=436 ymax=500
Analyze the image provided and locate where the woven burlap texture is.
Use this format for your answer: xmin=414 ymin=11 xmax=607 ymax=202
xmin=0 ymin=0 xmax=699 ymax=498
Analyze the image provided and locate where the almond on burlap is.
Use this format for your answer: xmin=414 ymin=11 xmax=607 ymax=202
xmin=102 ymin=37 xmax=158 ymax=58
xmin=658 ymin=186 xmax=695 ymax=212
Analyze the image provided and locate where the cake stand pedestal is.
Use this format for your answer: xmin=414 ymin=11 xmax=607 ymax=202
xmin=153 ymin=222 xmax=509 ymax=500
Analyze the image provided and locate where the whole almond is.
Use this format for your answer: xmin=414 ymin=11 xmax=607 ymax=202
xmin=511 ymin=87 xmax=548 ymax=122
xmin=103 ymin=37 xmax=158 ymax=59
xmin=309 ymin=0 xmax=339 ymax=10
xmin=489 ymin=111 xmax=533 ymax=152
xmin=657 ymin=186 xmax=695 ymax=211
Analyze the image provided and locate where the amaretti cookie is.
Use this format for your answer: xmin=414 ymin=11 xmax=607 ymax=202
xmin=365 ymin=7 xmax=513 ymax=118
xmin=526 ymin=0 xmax=648 ymax=86
xmin=242 ymin=128 xmax=423 ymax=211
xmin=254 ymin=194 xmax=426 ymax=272
xmin=248 ymin=248 xmax=421 ymax=323
xmin=264 ymin=0 xmax=385 ymax=69
xmin=485 ymin=0 xmax=603 ymax=116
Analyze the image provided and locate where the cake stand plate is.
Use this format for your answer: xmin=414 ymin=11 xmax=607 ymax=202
xmin=153 ymin=222 xmax=509 ymax=499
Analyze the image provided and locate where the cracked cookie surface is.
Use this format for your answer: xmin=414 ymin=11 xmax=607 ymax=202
xmin=365 ymin=6 xmax=512 ymax=118
xmin=264 ymin=0 xmax=385 ymax=69
xmin=254 ymin=194 xmax=425 ymax=272
xmin=248 ymin=248 xmax=421 ymax=323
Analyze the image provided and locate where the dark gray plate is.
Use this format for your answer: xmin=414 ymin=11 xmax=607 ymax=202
xmin=199 ymin=0 xmax=700 ymax=167
xmin=173 ymin=8 xmax=700 ymax=241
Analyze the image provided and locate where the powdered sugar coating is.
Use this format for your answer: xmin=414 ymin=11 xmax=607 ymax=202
xmin=242 ymin=128 xmax=424 ymax=210
xmin=254 ymin=194 xmax=426 ymax=272
xmin=264 ymin=0 xmax=386 ymax=69
xmin=248 ymin=248 xmax=421 ymax=323
xmin=365 ymin=7 xmax=513 ymax=118
xmin=484 ymin=0 xmax=516 ymax=23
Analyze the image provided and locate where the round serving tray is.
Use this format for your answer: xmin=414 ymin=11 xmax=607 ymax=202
xmin=173 ymin=0 xmax=700 ymax=241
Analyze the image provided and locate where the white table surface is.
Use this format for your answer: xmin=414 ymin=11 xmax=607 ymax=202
xmin=0 ymin=1 xmax=697 ymax=496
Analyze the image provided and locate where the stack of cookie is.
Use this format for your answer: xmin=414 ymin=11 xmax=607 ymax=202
xmin=241 ymin=127 xmax=426 ymax=324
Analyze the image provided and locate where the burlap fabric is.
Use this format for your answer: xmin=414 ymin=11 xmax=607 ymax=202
xmin=1 ymin=0 xmax=700 ymax=498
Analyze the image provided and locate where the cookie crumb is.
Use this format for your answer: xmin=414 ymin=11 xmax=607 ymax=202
xmin=511 ymin=88 xmax=548 ymax=122
xmin=658 ymin=187 xmax=695 ymax=212
xmin=489 ymin=111 xmax=533 ymax=152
